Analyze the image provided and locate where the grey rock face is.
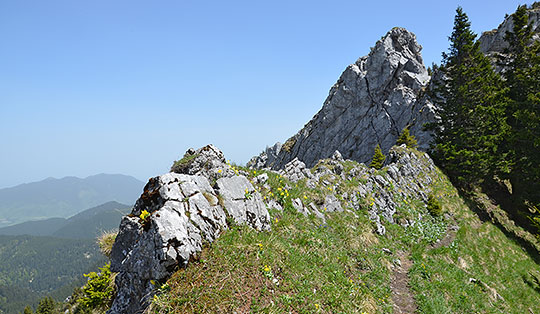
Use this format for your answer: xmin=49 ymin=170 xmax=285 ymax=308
xmin=308 ymin=145 xmax=438 ymax=235
xmin=278 ymin=158 xmax=313 ymax=183
xmin=109 ymin=146 xmax=270 ymax=314
xmin=479 ymin=6 xmax=540 ymax=69
xmin=171 ymin=144 xmax=236 ymax=180
xmin=250 ymin=27 xmax=435 ymax=170
xmin=216 ymin=176 xmax=270 ymax=231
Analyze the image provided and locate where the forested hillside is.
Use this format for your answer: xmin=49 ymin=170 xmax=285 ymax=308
xmin=0 ymin=235 xmax=105 ymax=313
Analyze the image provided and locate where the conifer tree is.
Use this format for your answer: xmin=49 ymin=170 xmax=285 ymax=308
xmin=23 ymin=306 xmax=33 ymax=314
xmin=430 ymin=7 xmax=507 ymax=186
xmin=396 ymin=127 xmax=418 ymax=148
xmin=35 ymin=297 xmax=55 ymax=314
xmin=501 ymin=4 xmax=540 ymax=207
xmin=369 ymin=144 xmax=385 ymax=170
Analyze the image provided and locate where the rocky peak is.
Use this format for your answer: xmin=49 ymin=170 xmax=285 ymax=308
xmin=249 ymin=27 xmax=435 ymax=170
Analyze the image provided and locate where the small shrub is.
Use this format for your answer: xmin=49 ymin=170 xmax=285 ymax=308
xmin=427 ymin=194 xmax=443 ymax=217
xmin=396 ymin=127 xmax=418 ymax=148
xmin=78 ymin=263 xmax=115 ymax=310
xmin=369 ymin=144 xmax=386 ymax=170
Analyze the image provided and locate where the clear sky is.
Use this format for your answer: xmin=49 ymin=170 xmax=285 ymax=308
xmin=0 ymin=0 xmax=532 ymax=188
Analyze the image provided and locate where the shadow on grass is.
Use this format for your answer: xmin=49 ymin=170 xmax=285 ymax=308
xmin=456 ymin=188 xmax=540 ymax=266
xmin=522 ymin=272 xmax=540 ymax=295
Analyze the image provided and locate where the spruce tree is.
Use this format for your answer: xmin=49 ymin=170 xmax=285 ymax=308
xmin=502 ymin=4 xmax=540 ymax=207
xmin=369 ymin=144 xmax=386 ymax=170
xmin=430 ymin=7 xmax=507 ymax=186
xmin=396 ymin=127 xmax=418 ymax=148
xmin=35 ymin=297 xmax=55 ymax=314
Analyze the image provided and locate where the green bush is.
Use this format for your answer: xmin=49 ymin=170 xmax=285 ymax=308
xmin=78 ymin=263 xmax=115 ymax=310
xmin=427 ymin=194 xmax=443 ymax=217
xmin=170 ymin=153 xmax=199 ymax=173
xmin=396 ymin=127 xmax=418 ymax=148
xmin=369 ymin=144 xmax=386 ymax=169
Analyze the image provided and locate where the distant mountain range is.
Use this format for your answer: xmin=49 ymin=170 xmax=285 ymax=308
xmin=0 ymin=174 xmax=144 ymax=228
xmin=0 ymin=201 xmax=131 ymax=239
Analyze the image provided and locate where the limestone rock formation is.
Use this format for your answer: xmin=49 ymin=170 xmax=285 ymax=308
xmin=304 ymin=145 xmax=438 ymax=235
xmin=478 ymin=5 xmax=540 ymax=69
xmin=249 ymin=27 xmax=435 ymax=170
xmin=171 ymin=144 xmax=236 ymax=180
xmin=108 ymin=145 xmax=270 ymax=314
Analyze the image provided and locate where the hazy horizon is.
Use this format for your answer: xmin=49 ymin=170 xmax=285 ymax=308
xmin=0 ymin=0 xmax=531 ymax=188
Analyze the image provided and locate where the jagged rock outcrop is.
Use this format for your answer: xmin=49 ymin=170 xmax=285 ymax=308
xmin=479 ymin=4 xmax=540 ymax=69
xmin=108 ymin=145 xmax=270 ymax=314
xmin=249 ymin=27 xmax=435 ymax=170
xmin=170 ymin=144 xmax=236 ymax=180
xmin=301 ymin=145 xmax=438 ymax=235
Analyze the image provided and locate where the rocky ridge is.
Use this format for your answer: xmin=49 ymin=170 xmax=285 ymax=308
xmin=108 ymin=143 xmax=441 ymax=313
xmin=275 ymin=145 xmax=439 ymax=235
xmin=249 ymin=27 xmax=436 ymax=170
xmin=108 ymin=145 xmax=270 ymax=314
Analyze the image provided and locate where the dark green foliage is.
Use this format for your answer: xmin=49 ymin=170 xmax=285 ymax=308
xmin=396 ymin=127 xmax=418 ymax=148
xmin=78 ymin=263 xmax=114 ymax=310
xmin=0 ymin=235 xmax=105 ymax=313
xmin=369 ymin=144 xmax=386 ymax=169
xmin=500 ymin=5 xmax=540 ymax=209
xmin=35 ymin=296 xmax=55 ymax=314
xmin=23 ymin=305 xmax=33 ymax=314
xmin=427 ymin=194 xmax=443 ymax=217
xmin=429 ymin=7 xmax=507 ymax=186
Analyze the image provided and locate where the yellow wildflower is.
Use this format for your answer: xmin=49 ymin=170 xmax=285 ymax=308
xmin=315 ymin=303 xmax=319 ymax=310
xmin=139 ymin=210 xmax=150 ymax=220
xmin=264 ymin=265 xmax=271 ymax=272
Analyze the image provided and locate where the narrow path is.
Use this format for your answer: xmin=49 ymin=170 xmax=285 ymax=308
xmin=390 ymin=251 xmax=417 ymax=314
xmin=391 ymin=225 xmax=459 ymax=313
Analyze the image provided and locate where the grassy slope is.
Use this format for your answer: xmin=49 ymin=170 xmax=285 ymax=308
xmin=145 ymin=154 xmax=540 ymax=313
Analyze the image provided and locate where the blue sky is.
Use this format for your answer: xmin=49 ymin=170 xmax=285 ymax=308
xmin=0 ymin=0 xmax=532 ymax=188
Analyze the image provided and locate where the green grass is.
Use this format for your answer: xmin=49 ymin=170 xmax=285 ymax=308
xmin=151 ymin=207 xmax=393 ymax=313
xmin=405 ymin=169 xmax=540 ymax=313
xmin=408 ymin=200 xmax=540 ymax=313
xmin=145 ymin=150 xmax=540 ymax=313
xmin=149 ymin=156 xmax=456 ymax=314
